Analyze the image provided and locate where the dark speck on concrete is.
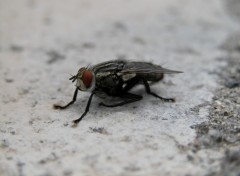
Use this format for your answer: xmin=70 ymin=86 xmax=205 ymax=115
xmin=18 ymin=87 xmax=30 ymax=95
xmin=132 ymin=37 xmax=146 ymax=45
xmin=4 ymin=78 xmax=14 ymax=83
xmin=187 ymin=154 xmax=194 ymax=161
xmin=1 ymin=139 xmax=9 ymax=148
xmin=10 ymin=45 xmax=24 ymax=52
xmin=27 ymin=0 xmax=37 ymax=8
xmin=124 ymin=164 xmax=140 ymax=172
xmin=225 ymin=80 xmax=240 ymax=88
xmin=63 ymin=123 xmax=69 ymax=127
xmin=31 ymin=100 xmax=38 ymax=108
xmin=63 ymin=170 xmax=73 ymax=176
xmin=39 ymin=152 xmax=58 ymax=164
xmin=89 ymin=127 xmax=110 ymax=135
xmin=44 ymin=17 xmax=52 ymax=25
xmin=46 ymin=50 xmax=65 ymax=64
xmin=81 ymin=42 xmax=95 ymax=49
xmin=113 ymin=21 xmax=127 ymax=32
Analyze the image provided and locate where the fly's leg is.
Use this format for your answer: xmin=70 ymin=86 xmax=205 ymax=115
xmin=143 ymin=79 xmax=175 ymax=102
xmin=53 ymin=88 xmax=78 ymax=109
xmin=72 ymin=92 xmax=94 ymax=125
xmin=99 ymin=93 xmax=142 ymax=107
xmin=123 ymin=77 xmax=141 ymax=92
xmin=98 ymin=98 xmax=141 ymax=107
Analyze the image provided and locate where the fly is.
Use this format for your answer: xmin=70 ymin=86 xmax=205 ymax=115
xmin=53 ymin=60 xmax=183 ymax=126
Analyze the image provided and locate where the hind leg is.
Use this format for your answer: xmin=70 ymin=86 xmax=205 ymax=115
xmin=143 ymin=79 xmax=175 ymax=102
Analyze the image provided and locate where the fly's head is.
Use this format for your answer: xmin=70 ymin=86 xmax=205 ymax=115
xmin=69 ymin=67 xmax=95 ymax=91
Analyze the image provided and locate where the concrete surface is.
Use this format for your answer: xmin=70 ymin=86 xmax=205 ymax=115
xmin=0 ymin=0 xmax=239 ymax=176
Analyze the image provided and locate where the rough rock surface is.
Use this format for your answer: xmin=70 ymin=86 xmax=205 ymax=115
xmin=0 ymin=0 xmax=240 ymax=176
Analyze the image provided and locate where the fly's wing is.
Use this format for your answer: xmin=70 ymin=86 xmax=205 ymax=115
xmin=91 ymin=60 xmax=127 ymax=73
xmin=119 ymin=62 xmax=183 ymax=74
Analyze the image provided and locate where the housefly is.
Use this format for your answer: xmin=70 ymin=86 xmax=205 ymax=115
xmin=53 ymin=60 xmax=182 ymax=125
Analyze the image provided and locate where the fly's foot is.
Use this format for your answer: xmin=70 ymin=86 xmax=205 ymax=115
xmin=53 ymin=104 xmax=64 ymax=109
xmin=71 ymin=121 xmax=78 ymax=128
xmin=72 ymin=115 xmax=85 ymax=126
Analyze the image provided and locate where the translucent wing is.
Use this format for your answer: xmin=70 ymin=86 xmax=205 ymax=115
xmin=119 ymin=62 xmax=183 ymax=74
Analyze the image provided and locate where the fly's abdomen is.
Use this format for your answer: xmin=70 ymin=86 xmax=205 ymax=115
xmin=138 ymin=73 xmax=164 ymax=82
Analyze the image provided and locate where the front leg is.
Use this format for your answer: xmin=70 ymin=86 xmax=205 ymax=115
xmin=72 ymin=92 xmax=94 ymax=125
xmin=53 ymin=88 xmax=78 ymax=109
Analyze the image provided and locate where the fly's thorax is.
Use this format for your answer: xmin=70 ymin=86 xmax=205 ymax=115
xmin=75 ymin=67 xmax=96 ymax=91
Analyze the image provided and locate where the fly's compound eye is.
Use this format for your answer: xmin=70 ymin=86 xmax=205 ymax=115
xmin=82 ymin=70 xmax=93 ymax=88
xmin=76 ymin=69 xmax=94 ymax=91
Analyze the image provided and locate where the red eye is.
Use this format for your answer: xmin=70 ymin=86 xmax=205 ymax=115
xmin=82 ymin=70 xmax=93 ymax=88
